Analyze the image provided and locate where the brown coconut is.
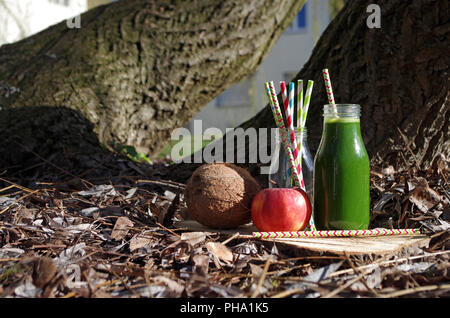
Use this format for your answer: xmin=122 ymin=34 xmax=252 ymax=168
xmin=184 ymin=163 xmax=262 ymax=229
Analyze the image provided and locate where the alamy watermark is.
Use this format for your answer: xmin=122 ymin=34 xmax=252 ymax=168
xmin=66 ymin=15 xmax=81 ymax=29
xmin=366 ymin=4 xmax=381 ymax=29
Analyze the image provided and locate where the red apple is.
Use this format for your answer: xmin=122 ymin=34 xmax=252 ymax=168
xmin=251 ymin=188 xmax=312 ymax=232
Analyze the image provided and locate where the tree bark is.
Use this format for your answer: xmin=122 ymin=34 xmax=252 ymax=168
xmin=240 ymin=0 xmax=449 ymax=171
xmin=0 ymin=0 xmax=304 ymax=168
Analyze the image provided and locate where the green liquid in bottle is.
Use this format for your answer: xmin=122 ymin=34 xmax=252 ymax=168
xmin=313 ymin=117 xmax=370 ymax=230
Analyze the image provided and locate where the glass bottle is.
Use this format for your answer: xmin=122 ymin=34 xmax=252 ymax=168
xmin=268 ymin=128 xmax=313 ymax=201
xmin=313 ymin=104 xmax=370 ymax=230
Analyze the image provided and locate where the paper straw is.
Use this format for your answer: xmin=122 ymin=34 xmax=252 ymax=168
xmin=265 ymin=82 xmax=304 ymax=190
xmin=289 ymin=82 xmax=295 ymax=123
xmin=296 ymin=80 xmax=303 ymax=128
xmin=253 ymin=229 xmax=421 ymax=239
xmin=301 ymin=80 xmax=314 ymax=128
xmin=280 ymin=81 xmax=289 ymax=117
xmin=288 ymin=82 xmax=302 ymax=181
xmin=322 ymin=69 xmax=335 ymax=105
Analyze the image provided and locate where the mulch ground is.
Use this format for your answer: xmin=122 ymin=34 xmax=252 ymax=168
xmin=0 ymin=154 xmax=449 ymax=298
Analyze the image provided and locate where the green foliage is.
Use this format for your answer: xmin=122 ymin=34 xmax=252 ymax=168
xmin=0 ymin=264 xmax=25 ymax=284
xmin=158 ymin=135 xmax=216 ymax=161
xmin=111 ymin=142 xmax=153 ymax=164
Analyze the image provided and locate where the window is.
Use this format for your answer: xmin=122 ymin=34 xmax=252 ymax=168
xmin=285 ymin=4 xmax=308 ymax=34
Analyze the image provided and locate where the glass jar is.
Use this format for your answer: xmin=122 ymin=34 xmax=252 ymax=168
xmin=268 ymin=128 xmax=313 ymax=201
xmin=313 ymin=104 xmax=370 ymax=230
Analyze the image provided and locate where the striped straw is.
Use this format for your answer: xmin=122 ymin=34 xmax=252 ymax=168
xmin=300 ymin=80 xmax=314 ymax=128
xmin=265 ymin=82 xmax=304 ymax=190
xmin=280 ymin=81 xmax=289 ymax=118
xmin=296 ymin=80 xmax=304 ymax=128
xmin=253 ymin=229 xmax=421 ymax=239
xmin=288 ymin=82 xmax=303 ymax=185
xmin=322 ymin=69 xmax=335 ymax=105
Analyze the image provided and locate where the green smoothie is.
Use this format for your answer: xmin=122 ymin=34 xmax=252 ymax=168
xmin=313 ymin=115 xmax=370 ymax=230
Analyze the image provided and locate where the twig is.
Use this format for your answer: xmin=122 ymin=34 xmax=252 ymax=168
xmin=322 ymin=269 xmax=373 ymax=298
xmin=271 ymin=288 xmax=305 ymax=298
xmin=397 ymin=127 xmax=421 ymax=170
xmin=0 ymin=189 xmax=40 ymax=215
xmin=0 ymin=258 xmax=21 ymax=262
xmin=155 ymin=222 xmax=181 ymax=238
xmin=60 ymin=291 xmax=77 ymax=298
xmin=251 ymin=257 xmax=271 ymax=298
xmin=109 ymin=270 xmax=141 ymax=298
xmin=380 ymin=283 xmax=450 ymax=298
xmin=0 ymin=185 xmax=15 ymax=194
xmin=344 ymin=252 xmax=379 ymax=297
xmin=0 ymin=177 xmax=35 ymax=193
xmin=221 ymin=232 xmax=241 ymax=245
xmin=329 ymin=250 xmax=450 ymax=278
xmin=136 ymin=179 xmax=186 ymax=189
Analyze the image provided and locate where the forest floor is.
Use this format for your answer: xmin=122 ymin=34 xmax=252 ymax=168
xmin=0 ymin=154 xmax=449 ymax=298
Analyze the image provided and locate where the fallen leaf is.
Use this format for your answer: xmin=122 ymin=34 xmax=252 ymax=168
xmin=57 ymin=243 xmax=86 ymax=265
xmin=32 ymin=257 xmax=58 ymax=288
xmin=206 ymin=242 xmax=233 ymax=264
xmin=382 ymin=166 xmax=396 ymax=176
xmin=181 ymin=232 xmax=206 ymax=246
xmin=110 ymin=217 xmax=134 ymax=240
xmin=129 ymin=233 xmax=152 ymax=252
xmin=153 ymin=276 xmax=184 ymax=296
xmin=192 ymin=254 xmax=209 ymax=276
xmin=14 ymin=279 xmax=41 ymax=298
xmin=124 ymin=188 xmax=137 ymax=199
xmin=77 ymin=185 xmax=117 ymax=197
xmin=289 ymin=261 xmax=344 ymax=290
xmin=408 ymin=178 xmax=442 ymax=213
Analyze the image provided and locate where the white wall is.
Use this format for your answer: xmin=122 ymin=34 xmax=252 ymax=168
xmin=189 ymin=0 xmax=332 ymax=133
xmin=0 ymin=0 xmax=87 ymax=46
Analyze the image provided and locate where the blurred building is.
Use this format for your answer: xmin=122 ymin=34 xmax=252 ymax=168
xmin=187 ymin=0 xmax=333 ymax=133
xmin=0 ymin=0 xmax=115 ymax=46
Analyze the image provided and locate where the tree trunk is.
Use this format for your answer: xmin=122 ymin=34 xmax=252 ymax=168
xmin=239 ymin=0 xmax=449 ymax=172
xmin=0 ymin=0 xmax=305 ymax=171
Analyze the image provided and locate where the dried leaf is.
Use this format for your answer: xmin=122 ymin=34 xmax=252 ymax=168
xmin=124 ymin=188 xmax=137 ymax=199
xmin=206 ymin=242 xmax=233 ymax=264
xmin=32 ymin=257 xmax=58 ymax=289
xmin=373 ymin=193 xmax=395 ymax=212
xmin=408 ymin=178 xmax=442 ymax=213
xmin=64 ymin=223 xmax=91 ymax=233
xmin=79 ymin=207 xmax=100 ymax=217
xmin=382 ymin=166 xmax=396 ymax=176
xmin=290 ymin=261 xmax=344 ymax=290
xmin=192 ymin=254 xmax=209 ymax=276
xmin=181 ymin=232 xmax=206 ymax=246
xmin=395 ymin=262 xmax=435 ymax=273
xmin=153 ymin=276 xmax=184 ymax=296
xmin=14 ymin=279 xmax=41 ymax=298
xmin=129 ymin=233 xmax=152 ymax=252
xmin=351 ymin=267 xmax=382 ymax=291
xmin=164 ymin=190 xmax=176 ymax=200
xmin=77 ymin=185 xmax=117 ymax=197
xmin=57 ymin=243 xmax=86 ymax=265
xmin=110 ymin=217 xmax=134 ymax=240
xmin=0 ymin=247 xmax=25 ymax=258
